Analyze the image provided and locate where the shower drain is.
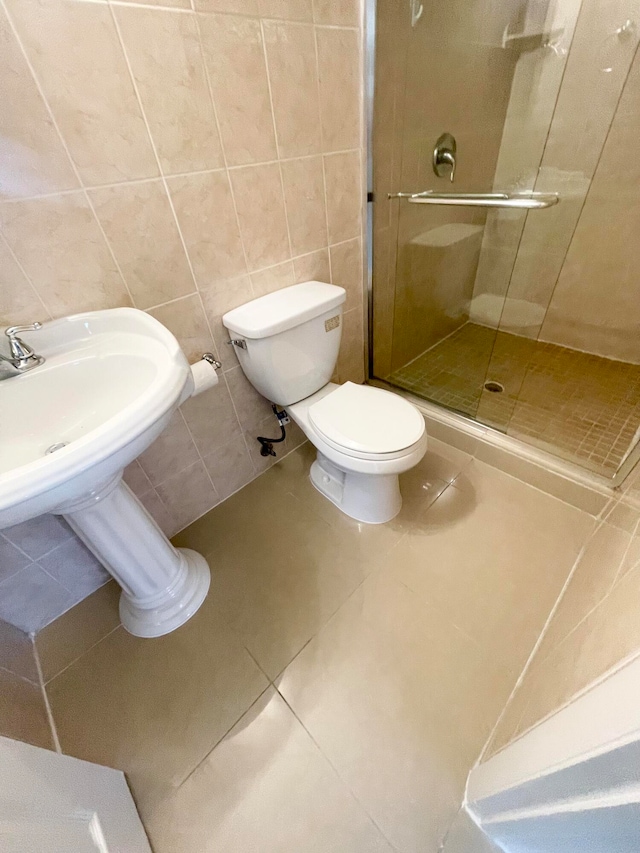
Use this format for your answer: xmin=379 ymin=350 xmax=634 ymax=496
xmin=484 ymin=381 xmax=504 ymax=394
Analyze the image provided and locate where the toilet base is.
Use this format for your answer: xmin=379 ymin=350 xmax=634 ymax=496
xmin=310 ymin=452 xmax=402 ymax=524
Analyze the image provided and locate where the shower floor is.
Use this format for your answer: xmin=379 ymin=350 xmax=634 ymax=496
xmin=389 ymin=322 xmax=640 ymax=476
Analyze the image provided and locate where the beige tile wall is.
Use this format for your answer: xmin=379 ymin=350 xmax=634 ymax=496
xmin=0 ymin=0 xmax=365 ymax=626
xmin=471 ymin=0 xmax=640 ymax=362
xmin=485 ymin=485 xmax=640 ymax=758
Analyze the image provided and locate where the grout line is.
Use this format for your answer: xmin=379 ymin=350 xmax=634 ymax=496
xmin=44 ymin=622 xmax=122 ymax=687
xmin=0 ymin=149 xmax=363 ymax=206
xmin=176 ymin=683 xmax=273 ymax=789
xmin=32 ymin=638 xmax=62 ymax=753
xmin=0 ymin=233 xmax=52 ymax=322
xmin=258 ymin=19 xmax=295 ymax=265
xmin=107 ymin=1 xmax=197 ymax=310
xmin=313 ymin=23 xmax=335 ymax=284
xmin=276 ymin=687 xmax=403 ymax=852
xmin=0 ymin=663 xmax=39 ymax=687
xmin=488 ymin=639 xmax=640 ymax=765
xmin=192 ymin=11 xmax=253 ymax=285
xmin=109 ymin=0 xmax=232 ymax=501
xmin=467 ymin=515 xmax=603 ymax=781
xmin=0 ymin=0 xmax=137 ymax=310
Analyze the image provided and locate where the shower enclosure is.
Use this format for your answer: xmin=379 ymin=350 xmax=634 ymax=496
xmin=369 ymin=0 xmax=640 ymax=481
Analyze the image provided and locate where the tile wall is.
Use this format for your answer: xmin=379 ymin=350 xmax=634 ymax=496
xmin=0 ymin=0 xmax=365 ymax=630
xmin=471 ymin=0 xmax=640 ymax=362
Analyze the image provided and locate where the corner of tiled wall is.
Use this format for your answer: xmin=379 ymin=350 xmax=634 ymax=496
xmin=0 ymin=0 xmax=365 ymax=630
xmin=0 ymin=615 xmax=55 ymax=748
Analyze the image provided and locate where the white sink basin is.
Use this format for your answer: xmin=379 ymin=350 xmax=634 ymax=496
xmin=0 ymin=308 xmax=209 ymax=638
xmin=0 ymin=308 xmax=193 ymax=528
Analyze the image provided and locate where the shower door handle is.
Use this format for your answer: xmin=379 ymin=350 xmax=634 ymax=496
xmin=387 ymin=191 xmax=560 ymax=209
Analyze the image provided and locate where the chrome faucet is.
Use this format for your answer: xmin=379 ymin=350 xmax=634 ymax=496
xmin=0 ymin=322 xmax=45 ymax=376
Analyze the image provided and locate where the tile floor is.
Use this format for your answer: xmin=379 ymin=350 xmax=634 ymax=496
xmin=389 ymin=323 xmax=640 ymax=476
xmin=37 ymin=437 xmax=599 ymax=853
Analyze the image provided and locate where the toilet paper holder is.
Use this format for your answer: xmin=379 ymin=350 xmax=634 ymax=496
xmin=201 ymin=352 xmax=222 ymax=369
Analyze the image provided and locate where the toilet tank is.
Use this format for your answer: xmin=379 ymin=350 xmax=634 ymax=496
xmin=222 ymin=282 xmax=346 ymax=405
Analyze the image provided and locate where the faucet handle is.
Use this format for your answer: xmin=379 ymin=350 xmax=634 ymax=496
xmin=5 ymin=322 xmax=42 ymax=338
xmin=5 ymin=322 xmax=42 ymax=362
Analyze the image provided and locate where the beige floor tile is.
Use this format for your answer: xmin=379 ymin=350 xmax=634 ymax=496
xmin=176 ymin=464 xmax=401 ymax=678
xmin=47 ymin=608 xmax=268 ymax=816
xmin=278 ymin=569 xmax=512 ymax=853
xmin=36 ymin=580 xmax=121 ymax=683
xmin=389 ymin=460 xmax=594 ymax=677
xmin=146 ymin=688 xmax=393 ymax=853
xmin=0 ymin=668 xmax=52 ymax=749
xmin=539 ymin=521 xmax=631 ymax=654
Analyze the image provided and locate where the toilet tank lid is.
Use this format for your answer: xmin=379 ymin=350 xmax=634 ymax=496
xmin=222 ymin=282 xmax=346 ymax=339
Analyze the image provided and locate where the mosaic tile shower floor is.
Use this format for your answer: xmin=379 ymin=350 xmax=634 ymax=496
xmin=389 ymin=323 xmax=640 ymax=476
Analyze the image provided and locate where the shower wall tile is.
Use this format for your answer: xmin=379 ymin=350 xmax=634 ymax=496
xmin=471 ymin=0 xmax=640 ymax=363
xmin=0 ymin=0 xmax=364 ymax=631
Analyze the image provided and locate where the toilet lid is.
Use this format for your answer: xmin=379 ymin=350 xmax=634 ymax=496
xmin=308 ymin=382 xmax=425 ymax=455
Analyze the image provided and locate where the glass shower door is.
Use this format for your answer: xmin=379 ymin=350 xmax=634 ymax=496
xmin=371 ymin=0 xmax=640 ymax=478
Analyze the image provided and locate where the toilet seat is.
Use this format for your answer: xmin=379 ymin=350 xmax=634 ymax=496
xmin=308 ymin=382 xmax=426 ymax=460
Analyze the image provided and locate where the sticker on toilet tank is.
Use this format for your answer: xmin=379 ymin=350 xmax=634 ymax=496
xmin=325 ymin=315 xmax=340 ymax=332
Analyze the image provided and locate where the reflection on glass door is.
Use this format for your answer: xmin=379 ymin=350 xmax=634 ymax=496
xmin=371 ymin=0 xmax=640 ymax=478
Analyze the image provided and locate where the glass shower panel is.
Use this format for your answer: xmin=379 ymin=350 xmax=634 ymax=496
xmin=371 ymin=0 xmax=640 ymax=478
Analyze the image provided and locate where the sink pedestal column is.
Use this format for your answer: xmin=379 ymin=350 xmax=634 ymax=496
xmin=59 ymin=475 xmax=210 ymax=638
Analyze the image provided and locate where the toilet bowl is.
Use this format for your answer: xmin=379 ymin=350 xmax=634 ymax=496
xmin=223 ymin=282 xmax=427 ymax=523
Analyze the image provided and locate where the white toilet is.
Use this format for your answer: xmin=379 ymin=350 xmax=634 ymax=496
xmin=223 ymin=282 xmax=427 ymax=524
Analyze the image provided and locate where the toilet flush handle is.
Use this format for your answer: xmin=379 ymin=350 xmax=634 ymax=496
xmin=227 ymin=338 xmax=247 ymax=350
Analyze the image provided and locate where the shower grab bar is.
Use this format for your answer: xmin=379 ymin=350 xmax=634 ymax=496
xmin=387 ymin=191 xmax=559 ymax=209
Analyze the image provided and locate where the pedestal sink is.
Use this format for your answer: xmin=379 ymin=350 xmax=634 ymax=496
xmin=0 ymin=308 xmax=211 ymax=637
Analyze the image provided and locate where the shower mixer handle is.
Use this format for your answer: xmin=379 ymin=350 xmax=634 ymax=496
xmin=433 ymin=133 xmax=457 ymax=182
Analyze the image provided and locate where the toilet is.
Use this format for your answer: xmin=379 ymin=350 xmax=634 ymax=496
xmin=223 ymin=282 xmax=427 ymax=523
